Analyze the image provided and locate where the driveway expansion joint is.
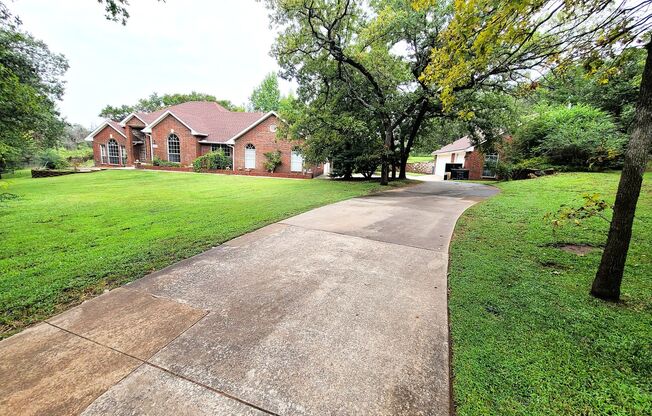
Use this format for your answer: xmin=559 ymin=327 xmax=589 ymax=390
xmin=45 ymin=321 xmax=279 ymax=416
xmin=279 ymin=222 xmax=452 ymax=254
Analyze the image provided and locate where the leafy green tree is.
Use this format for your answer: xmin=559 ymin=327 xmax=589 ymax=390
xmin=61 ymin=124 xmax=91 ymax=150
xmin=98 ymin=104 xmax=133 ymax=122
xmin=96 ymin=0 xmax=164 ymax=25
xmin=532 ymin=48 xmax=645 ymax=131
xmin=216 ymin=99 xmax=246 ymax=112
xmin=0 ymin=3 xmax=67 ymax=174
xmin=99 ymin=91 xmax=244 ymax=121
xmin=414 ymin=0 xmax=652 ymax=300
xmin=249 ymin=73 xmax=281 ymax=112
xmin=516 ymin=104 xmax=626 ymax=169
xmin=264 ymin=0 xmax=519 ymax=183
xmin=277 ymin=84 xmax=384 ymax=179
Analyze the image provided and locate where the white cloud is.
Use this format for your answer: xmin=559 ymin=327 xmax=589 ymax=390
xmin=11 ymin=0 xmax=292 ymax=126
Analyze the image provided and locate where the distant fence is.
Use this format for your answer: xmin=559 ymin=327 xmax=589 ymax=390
xmin=406 ymin=162 xmax=435 ymax=174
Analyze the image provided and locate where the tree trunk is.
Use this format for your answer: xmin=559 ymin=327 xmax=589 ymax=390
xmin=380 ymin=126 xmax=393 ymax=185
xmin=399 ymin=151 xmax=410 ymax=179
xmin=399 ymin=101 xmax=429 ymax=180
xmin=591 ymin=43 xmax=652 ymax=301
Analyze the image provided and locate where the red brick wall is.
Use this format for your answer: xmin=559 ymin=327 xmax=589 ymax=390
xmin=464 ymin=150 xmax=484 ymax=180
xmin=233 ymin=116 xmax=300 ymax=174
xmin=126 ymin=117 xmax=145 ymax=128
xmin=92 ymin=126 xmax=129 ymax=167
xmin=150 ymin=115 xmax=199 ymax=166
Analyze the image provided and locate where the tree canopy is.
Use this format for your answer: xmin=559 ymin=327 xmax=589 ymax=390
xmin=99 ymin=91 xmax=245 ymax=121
xmin=0 ymin=2 xmax=68 ymax=172
xmin=96 ymin=0 xmax=164 ymax=25
xmin=249 ymin=73 xmax=281 ymax=112
xmin=264 ymin=0 xmax=527 ymax=183
xmin=413 ymin=0 xmax=652 ymax=301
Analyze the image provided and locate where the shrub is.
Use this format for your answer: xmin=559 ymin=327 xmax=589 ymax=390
xmin=192 ymin=150 xmax=231 ymax=172
xmin=56 ymin=146 xmax=93 ymax=163
xmin=264 ymin=150 xmax=282 ymax=172
xmin=153 ymin=157 xmax=180 ymax=168
xmin=354 ymin=154 xmax=380 ymax=179
xmin=515 ymin=104 xmax=626 ymax=170
xmin=55 ymin=146 xmax=94 ymax=169
xmin=36 ymin=149 xmax=69 ymax=170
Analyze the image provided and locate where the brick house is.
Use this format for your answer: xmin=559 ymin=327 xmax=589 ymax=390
xmin=432 ymin=136 xmax=499 ymax=180
xmin=84 ymin=101 xmax=318 ymax=175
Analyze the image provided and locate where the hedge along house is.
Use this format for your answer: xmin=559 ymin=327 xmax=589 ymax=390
xmin=84 ymin=101 xmax=314 ymax=175
xmin=432 ymin=136 xmax=499 ymax=180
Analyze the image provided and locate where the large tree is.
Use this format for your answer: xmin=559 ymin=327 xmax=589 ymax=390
xmin=0 ymin=2 xmax=68 ymax=175
xmin=249 ymin=73 xmax=281 ymax=112
xmin=531 ymin=48 xmax=645 ymax=132
xmin=99 ymin=91 xmax=245 ymax=121
xmin=264 ymin=0 xmax=520 ymax=184
xmin=414 ymin=0 xmax=652 ymax=301
xmin=264 ymin=0 xmax=437 ymax=183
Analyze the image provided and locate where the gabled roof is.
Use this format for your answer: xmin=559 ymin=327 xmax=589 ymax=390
xmin=119 ymin=113 xmax=147 ymax=126
xmin=141 ymin=110 xmax=209 ymax=136
xmin=87 ymin=101 xmax=275 ymax=144
xmin=84 ymin=120 xmax=127 ymax=142
xmin=138 ymin=101 xmax=265 ymax=143
xmin=226 ymin=111 xmax=279 ymax=144
xmin=432 ymin=136 xmax=474 ymax=155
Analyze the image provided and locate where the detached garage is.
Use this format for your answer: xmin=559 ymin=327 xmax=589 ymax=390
xmin=432 ymin=136 xmax=498 ymax=180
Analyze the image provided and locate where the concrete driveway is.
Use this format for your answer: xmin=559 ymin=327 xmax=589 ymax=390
xmin=0 ymin=180 xmax=497 ymax=416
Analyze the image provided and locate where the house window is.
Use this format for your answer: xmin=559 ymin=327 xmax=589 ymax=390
xmin=100 ymin=145 xmax=107 ymax=164
xmin=451 ymin=153 xmax=456 ymax=163
xmin=120 ymin=145 xmax=127 ymax=165
xmin=210 ymin=144 xmax=232 ymax=157
xmin=244 ymin=143 xmax=256 ymax=169
xmin=291 ymin=148 xmax=304 ymax=172
xmin=168 ymin=134 xmax=181 ymax=162
xmin=483 ymin=154 xmax=499 ymax=178
xmin=107 ymin=139 xmax=120 ymax=164
xmin=269 ymin=124 xmax=277 ymax=133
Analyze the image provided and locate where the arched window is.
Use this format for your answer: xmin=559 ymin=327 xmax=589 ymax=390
xmin=107 ymin=139 xmax=120 ymax=165
xmin=291 ymin=147 xmax=304 ymax=172
xmin=244 ymin=143 xmax=256 ymax=169
xmin=168 ymin=134 xmax=180 ymax=162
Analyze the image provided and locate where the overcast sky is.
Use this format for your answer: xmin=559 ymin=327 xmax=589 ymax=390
xmin=11 ymin=0 xmax=292 ymax=127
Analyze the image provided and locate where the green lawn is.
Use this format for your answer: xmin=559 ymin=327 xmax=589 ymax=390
xmin=0 ymin=169 xmax=408 ymax=338
xmin=407 ymin=155 xmax=434 ymax=163
xmin=449 ymin=172 xmax=651 ymax=415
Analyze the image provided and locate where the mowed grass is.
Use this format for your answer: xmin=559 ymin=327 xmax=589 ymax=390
xmin=449 ymin=172 xmax=651 ymax=415
xmin=0 ymin=169 xmax=408 ymax=338
xmin=407 ymin=155 xmax=434 ymax=163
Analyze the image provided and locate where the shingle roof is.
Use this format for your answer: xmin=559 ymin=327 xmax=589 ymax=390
xmin=432 ymin=136 xmax=473 ymax=155
xmin=135 ymin=101 xmax=265 ymax=143
xmin=106 ymin=120 xmax=126 ymax=136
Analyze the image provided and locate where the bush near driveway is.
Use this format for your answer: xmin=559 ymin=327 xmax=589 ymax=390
xmin=449 ymin=172 xmax=651 ymax=415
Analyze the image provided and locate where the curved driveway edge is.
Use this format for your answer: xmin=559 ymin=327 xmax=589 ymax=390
xmin=0 ymin=180 xmax=498 ymax=416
